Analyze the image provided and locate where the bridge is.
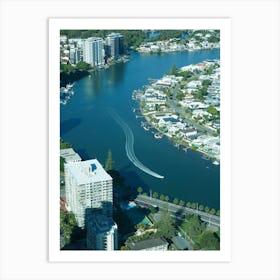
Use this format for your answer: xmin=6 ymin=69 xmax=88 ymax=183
xmin=135 ymin=195 xmax=220 ymax=228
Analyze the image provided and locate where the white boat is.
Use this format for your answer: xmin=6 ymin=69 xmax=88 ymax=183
xmin=154 ymin=133 xmax=163 ymax=139
xmin=213 ymin=160 xmax=219 ymax=165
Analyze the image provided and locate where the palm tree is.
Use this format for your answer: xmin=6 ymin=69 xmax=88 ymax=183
xmin=173 ymin=198 xmax=179 ymax=205
xmin=137 ymin=187 xmax=143 ymax=195
xmin=186 ymin=202 xmax=191 ymax=208
xmin=159 ymin=194 xmax=165 ymax=201
xmin=198 ymin=205 xmax=204 ymax=211
xmin=165 ymin=195 xmax=169 ymax=202
xmin=179 ymin=200 xmax=185 ymax=207
xmin=209 ymin=208 xmax=216 ymax=215
xmin=191 ymin=202 xmax=196 ymax=209
xmin=204 ymin=206 xmax=210 ymax=213
xmin=153 ymin=192 xmax=159 ymax=199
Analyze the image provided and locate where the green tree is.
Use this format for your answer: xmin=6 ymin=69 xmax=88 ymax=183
xmin=198 ymin=204 xmax=204 ymax=211
xmin=153 ymin=192 xmax=159 ymax=199
xmin=191 ymin=202 xmax=197 ymax=209
xmin=204 ymin=206 xmax=210 ymax=213
xmin=186 ymin=202 xmax=191 ymax=208
xmin=164 ymin=195 xmax=169 ymax=202
xmin=105 ymin=149 xmax=114 ymax=171
xmin=76 ymin=61 xmax=91 ymax=71
xmin=155 ymin=210 xmax=175 ymax=239
xmin=206 ymin=106 xmax=218 ymax=116
xmin=209 ymin=208 xmax=216 ymax=215
xmin=182 ymin=214 xmax=206 ymax=237
xmin=137 ymin=187 xmax=143 ymax=195
xmin=168 ymin=64 xmax=177 ymax=75
xmin=159 ymin=194 xmax=165 ymax=201
xmin=199 ymin=231 xmax=220 ymax=250
xmin=179 ymin=200 xmax=185 ymax=207
xmin=173 ymin=198 xmax=179 ymax=205
xmin=216 ymin=210 xmax=220 ymax=216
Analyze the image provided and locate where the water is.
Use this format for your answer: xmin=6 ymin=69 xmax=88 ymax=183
xmin=60 ymin=49 xmax=220 ymax=209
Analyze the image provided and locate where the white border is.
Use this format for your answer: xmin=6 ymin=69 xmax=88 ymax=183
xmin=49 ymin=18 xmax=231 ymax=262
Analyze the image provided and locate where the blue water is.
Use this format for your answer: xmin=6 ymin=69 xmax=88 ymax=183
xmin=60 ymin=49 xmax=220 ymax=209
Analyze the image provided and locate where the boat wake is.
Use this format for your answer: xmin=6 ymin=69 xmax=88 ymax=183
xmin=108 ymin=109 xmax=164 ymax=179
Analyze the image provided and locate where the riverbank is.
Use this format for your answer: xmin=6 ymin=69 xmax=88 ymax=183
xmin=60 ymin=69 xmax=90 ymax=88
xmin=134 ymin=59 xmax=220 ymax=163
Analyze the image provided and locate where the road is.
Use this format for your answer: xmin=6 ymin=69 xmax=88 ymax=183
xmin=135 ymin=195 xmax=220 ymax=227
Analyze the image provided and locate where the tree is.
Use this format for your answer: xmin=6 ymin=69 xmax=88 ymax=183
xmin=191 ymin=202 xmax=197 ymax=209
xmin=159 ymin=194 xmax=165 ymax=201
xmin=155 ymin=210 xmax=175 ymax=239
xmin=198 ymin=204 xmax=204 ymax=211
xmin=209 ymin=208 xmax=216 ymax=215
xmin=182 ymin=214 xmax=206 ymax=237
xmin=199 ymin=231 xmax=220 ymax=250
xmin=179 ymin=200 xmax=185 ymax=207
xmin=137 ymin=187 xmax=143 ymax=195
xmin=76 ymin=61 xmax=91 ymax=71
xmin=153 ymin=192 xmax=159 ymax=199
xmin=105 ymin=149 xmax=114 ymax=171
xmin=216 ymin=210 xmax=220 ymax=216
xmin=206 ymin=106 xmax=218 ymax=116
xmin=204 ymin=206 xmax=210 ymax=213
xmin=173 ymin=198 xmax=179 ymax=205
xmin=168 ymin=64 xmax=177 ymax=75
xmin=164 ymin=195 xmax=169 ymax=202
xmin=186 ymin=202 xmax=191 ymax=208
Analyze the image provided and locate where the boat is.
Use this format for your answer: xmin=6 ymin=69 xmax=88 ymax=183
xmin=143 ymin=125 xmax=150 ymax=131
xmin=213 ymin=160 xmax=219 ymax=165
xmin=154 ymin=133 xmax=163 ymax=139
xmin=202 ymin=154 xmax=210 ymax=160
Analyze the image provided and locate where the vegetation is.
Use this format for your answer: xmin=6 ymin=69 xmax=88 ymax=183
xmin=60 ymin=138 xmax=72 ymax=149
xmin=137 ymin=187 xmax=143 ymax=195
xmin=104 ymin=149 xmax=114 ymax=171
xmin=155 ymin=210 xmax=175 ymax=239
xmin=60 ymin=210 xmax=84 ymax=245
xmin=206 ymin=105 xmax=219 ymax=116
xmin=167 ymin=64 xmax=177 ymax=75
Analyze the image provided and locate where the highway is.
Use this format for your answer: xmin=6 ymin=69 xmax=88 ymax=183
xmin=135 ymin=195 xmax=220 ymax=227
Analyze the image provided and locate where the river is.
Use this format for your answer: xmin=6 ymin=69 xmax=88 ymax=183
xmin=60 ymin=49 xmax=220 ymax=209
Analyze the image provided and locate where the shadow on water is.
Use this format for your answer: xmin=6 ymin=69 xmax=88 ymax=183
xmin=60 ymin=118 xmax=82 ymax=135
xmin=76 ymin=148 xmax=91 ymax=161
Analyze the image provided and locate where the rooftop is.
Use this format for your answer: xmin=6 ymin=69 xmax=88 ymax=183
xmin=65 ymin=159 xmax=112 ymax=185
xmin=60 ymin=148 xmax=81 ymax=163
xmin=126 ymin=237 xmax=168 ymax=250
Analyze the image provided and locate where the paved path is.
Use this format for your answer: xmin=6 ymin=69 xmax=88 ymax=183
xmin=135 ymin=195 xmax=220 ymax=227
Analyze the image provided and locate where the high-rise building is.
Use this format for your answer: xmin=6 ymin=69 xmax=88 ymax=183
xmin=83 ymin=37 xmax=104 ymax=66
xmin=105 ymin=33 xmax=124 ymax=59
xmin=86 ymin=213 xmax=118 ymax=250
xmin=64 ymin=159 xmax=113 ymax=227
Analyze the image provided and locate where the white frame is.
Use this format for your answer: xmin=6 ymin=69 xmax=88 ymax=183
xmin=49 ymin=18 xmax=231 ymax=262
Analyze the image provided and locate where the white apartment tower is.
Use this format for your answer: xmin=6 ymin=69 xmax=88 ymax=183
xmin=86 ymin=213 xmax=118 ymax=250
xmin=83 ymin=37 xmax=104 ymax=66
xmin=64 ymin=159 xmax=113 ymax=228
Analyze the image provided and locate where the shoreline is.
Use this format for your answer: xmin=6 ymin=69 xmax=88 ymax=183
xmin=139 ymin=106 xmax=218 ymax=162
xmin=134 ymin=58 xmax=220 ymax=164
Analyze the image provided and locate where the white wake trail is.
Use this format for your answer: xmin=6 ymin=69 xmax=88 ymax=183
xmin=108 ymin=109 xmax=164 ymax=179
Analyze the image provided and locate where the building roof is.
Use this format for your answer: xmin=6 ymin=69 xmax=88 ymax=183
xmin=65 ymin=159 xmax=112 ymax=185
xmin=126 ymin=237 xmax=168 ymax=250
xmin=60 ymin=148 xmax=82 ymax=163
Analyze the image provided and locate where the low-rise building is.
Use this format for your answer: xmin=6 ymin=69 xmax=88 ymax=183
xmin=126 ymin=237 xmax=168 ymax=251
